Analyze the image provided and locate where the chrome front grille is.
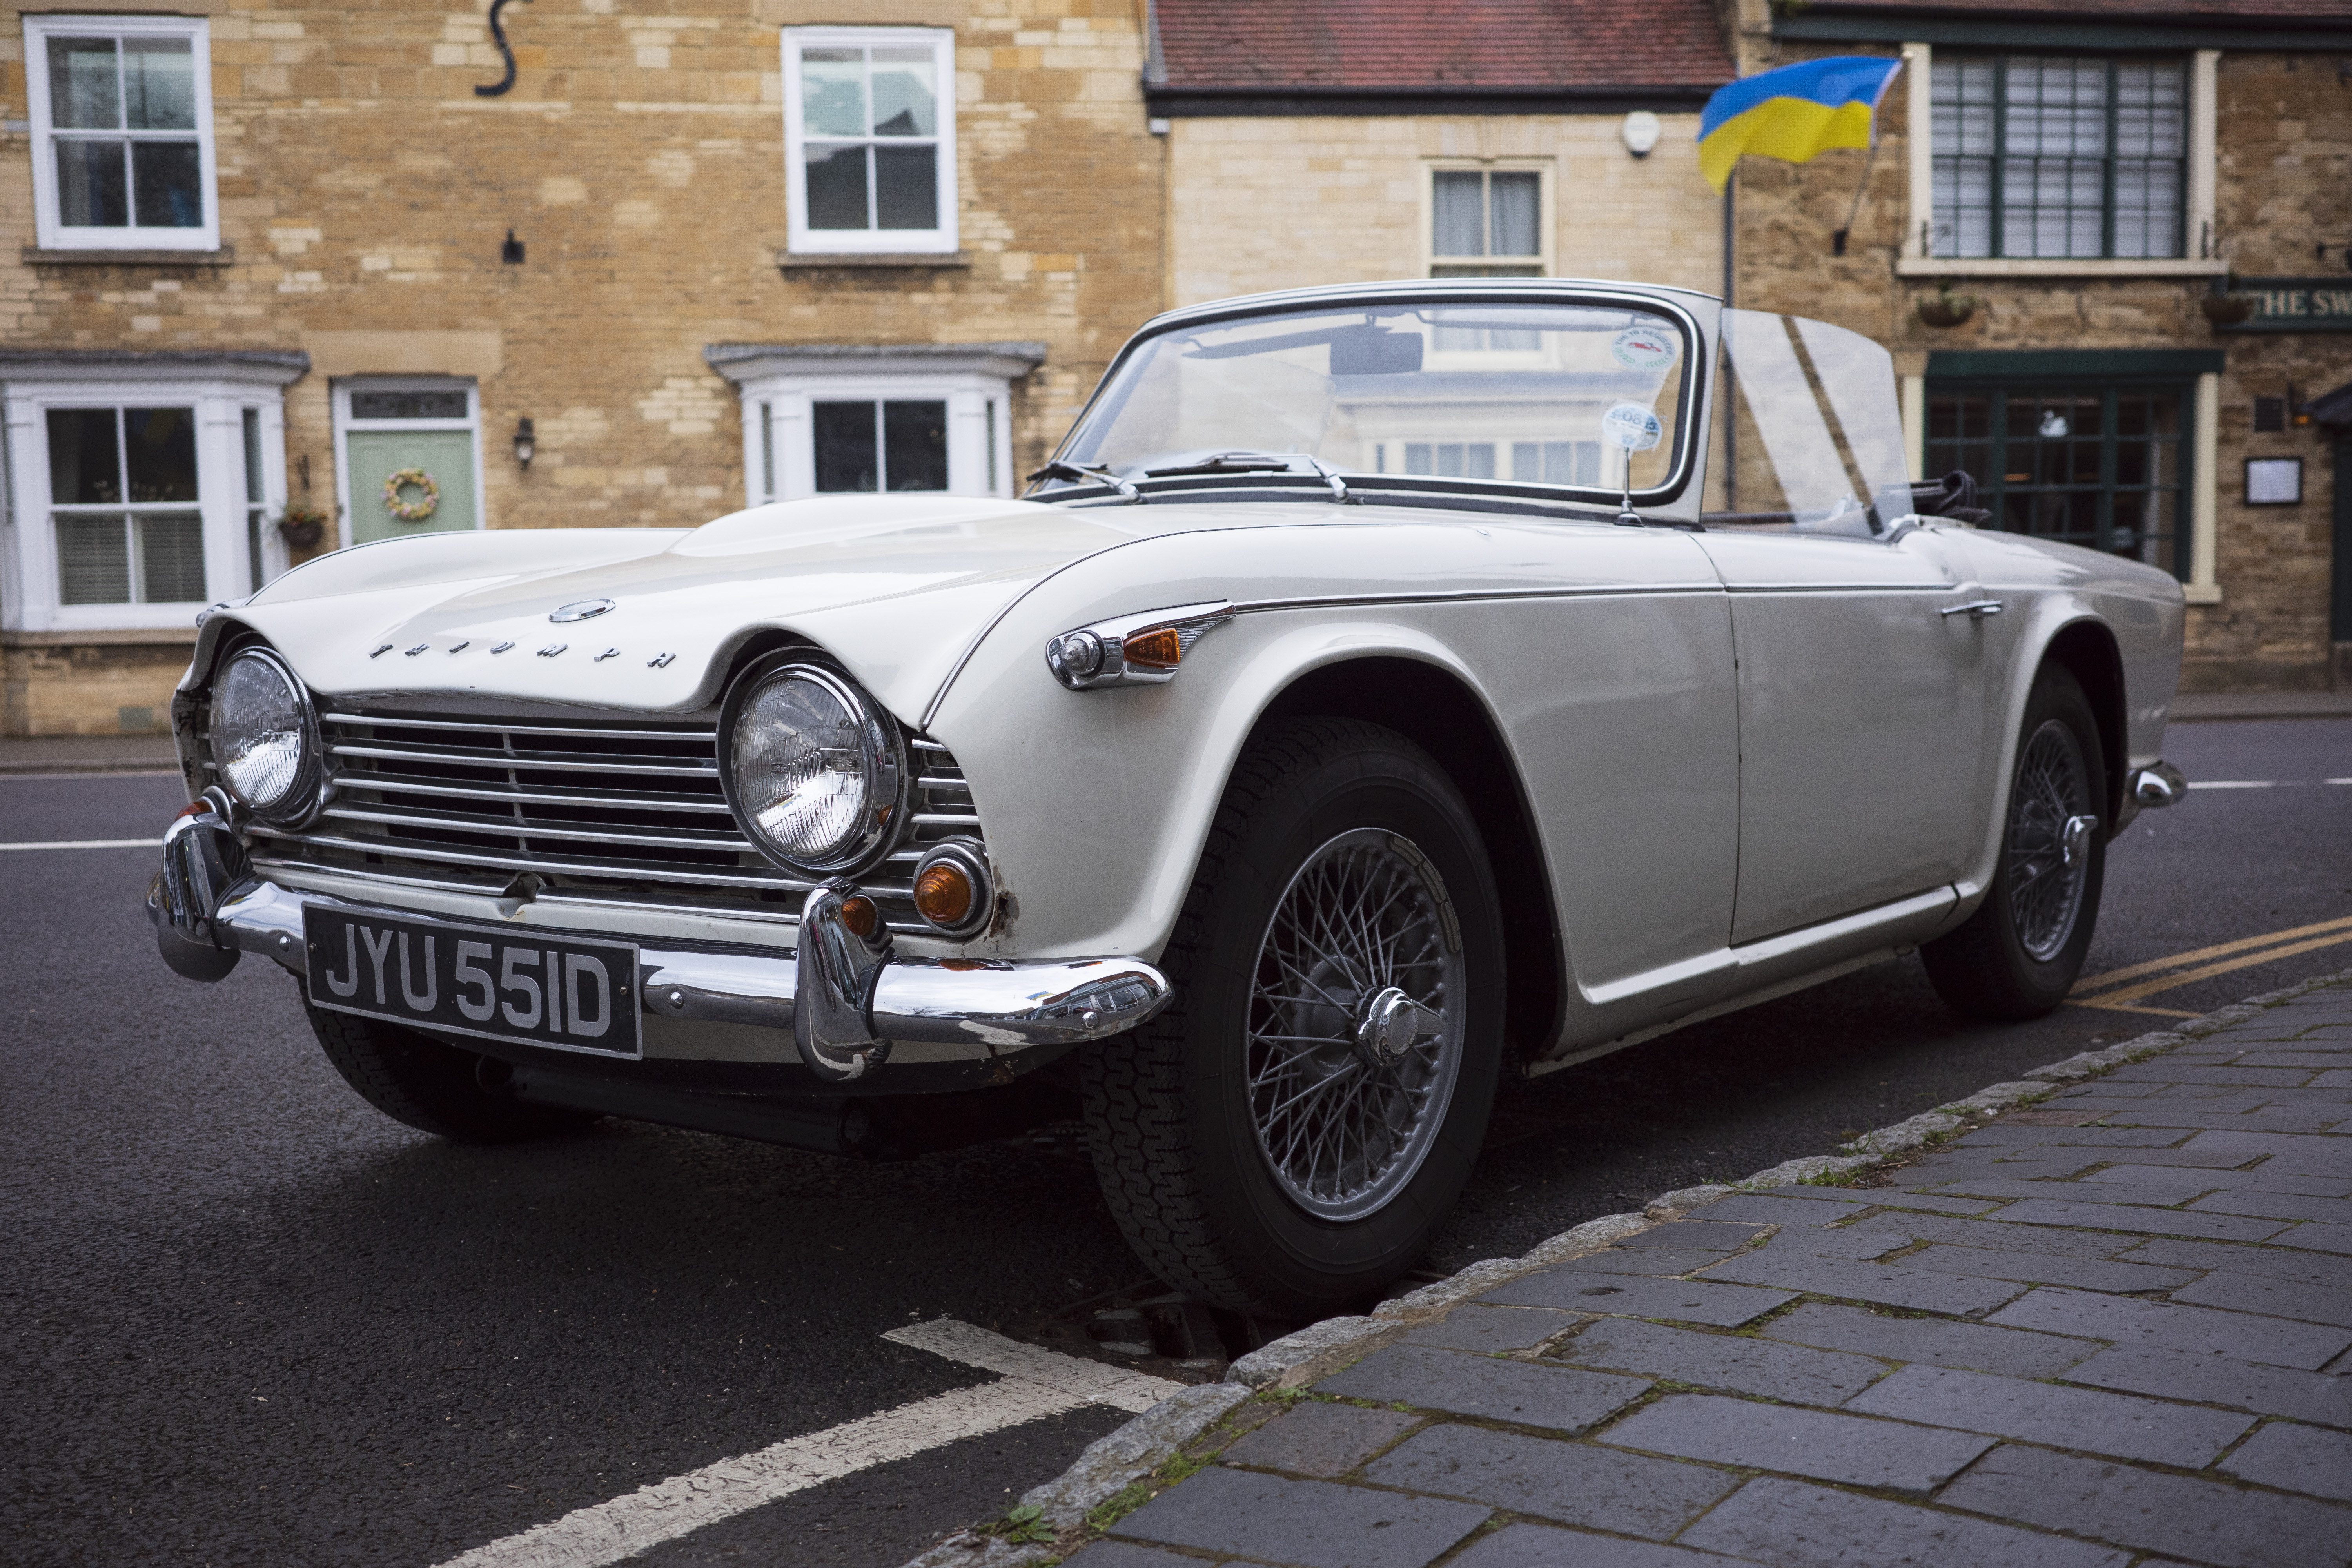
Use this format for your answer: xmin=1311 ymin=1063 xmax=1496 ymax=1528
xmin=225 ymin=705 xmax=981 ymax=933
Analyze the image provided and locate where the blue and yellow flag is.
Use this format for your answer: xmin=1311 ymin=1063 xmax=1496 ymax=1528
xmin=1698 ymin=57 xmax=1905 ymax=193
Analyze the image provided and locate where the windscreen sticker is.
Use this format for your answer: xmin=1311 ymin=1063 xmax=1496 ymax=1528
xmin=1600 ymin=402 xmax=1664 ymax=452
xmin=1610 ymin=327 xmax=1679 ymax=371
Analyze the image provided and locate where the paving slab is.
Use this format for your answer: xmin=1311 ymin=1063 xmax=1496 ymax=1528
xmin=1976 ymin=1198 xmax=2292 ymax=1242
xmin=1616 ymin=1220 xmax=1766 ymax=1251
xmin=2190 ymin=1189 xmax=2352 ymax=1225
xmin=1987 ymin=1286 xmax=2352 ymax=1369
xmin=1755 ymin=1301 xmax=2099 ymax=1378
xmin=2169 ymin=1268 xmax=2352 ymax=1327
xmin=1315 ymin=1344 xmax=1649 ymax=1434
xmin=1477 ymin=1270 xmax=1796 ymax=1327
xmin=1739 ymin=1185 xmax=1999 ymax=1216
xmin=1698 ymin=1248 xmax=2030 ymax=1314
xmin=1598 ymin=1394 xmax=1994 ymax=1493
xmin=1397 ymin=1305 xmax=1582 ymax=1355
xmin=1550 ymin=1318 xmax=1887 ymax=1405
xmin=2085 ymin=1164 xmax=2352 ymax=1198
xmin=1064 ymin=1544 xmax=1212 ymax=1568
xmin=1444 ymin=1523 xmax=1769 ymax=1568
xmin=1955 ymin=1125 xmax=2190 ymax=1148
xmin=2276 ymin=1221 xmax=2352 ymax=1254
xmin=1362 ymin=1423 xmax=1737 ymax=1539
xmin=1109 ymin=1466 xmax=1488 ymax=1568
xmin=2113 ymin=1235 xmax=2352 ymax=1287
xmin=1847 ymin=1210 xmax=2141 ymax=1258
xmin=2060 ymin=1343 xmax=2352 ymax=1428
xmin=1938 ymin=1443 xmax=2352 ymax=1568
xmin=2218 ymin=1420 xmax=2352 ymax=1503
xmin=1220 ymin=1401 xmax=1424 ymax=1478
xmin=1842 ymin=1362 xmax=2255 ymax=1466
xmin=1902 ymin=1243 xmax=2203 ymax=1294
xmin=1547 ymin=1247 xmax=1742 ymax=1278
xmin=1677 ymin=1476 xmax=2130 ymax=1568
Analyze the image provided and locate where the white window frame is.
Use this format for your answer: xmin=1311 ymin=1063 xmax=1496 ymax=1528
xmin=714 ymin=352 xmax=1020 ymax=505
xmin=782 ymin=26 xmax=959 ymax=257
xmin=23 ymin=15 xmax=220 ymax=253
xmin=0 ymin=365 xmax=291 ymax=633
xmin=1424 ymin=160 xmax=1554 ymax=278
xmin=329 ymin=377 xmax=485 ymax=551
xmin=1896 ymin=41 xmax=2221 ymax=278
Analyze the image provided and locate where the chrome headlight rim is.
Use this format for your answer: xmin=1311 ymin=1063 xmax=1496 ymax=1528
xmin=207 ymin=644 xmax=324 ymax=827
xmin=718 ymin=653 xmax=909 ymax=877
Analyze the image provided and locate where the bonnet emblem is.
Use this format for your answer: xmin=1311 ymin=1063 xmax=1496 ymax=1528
xmin=550 ymin=598 xmax=615 ymax=623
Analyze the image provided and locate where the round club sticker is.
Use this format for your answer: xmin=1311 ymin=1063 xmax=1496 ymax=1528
xmin=1601 ymin=402 xmax=1664 ymax=452
xmin=1610 ymin=327 xmax=1679 ymax=371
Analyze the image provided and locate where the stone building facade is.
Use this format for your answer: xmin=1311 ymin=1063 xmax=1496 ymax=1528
xmin=1721 ymin=0 xmax=2352 ymax=691
xmin=0 ymin=0 xmax=1163 ymax=733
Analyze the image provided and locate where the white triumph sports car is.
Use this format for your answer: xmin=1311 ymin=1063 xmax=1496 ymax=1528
xmin=152 ymin=279 xmax=2189 ymax=1315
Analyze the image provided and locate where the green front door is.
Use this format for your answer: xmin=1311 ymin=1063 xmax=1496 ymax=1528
xmin=345 ymin=429 xmax=478 ymax=544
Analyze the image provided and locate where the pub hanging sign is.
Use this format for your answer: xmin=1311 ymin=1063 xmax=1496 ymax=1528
xmin=2218 ymin=277 xmax=2352 ymax=333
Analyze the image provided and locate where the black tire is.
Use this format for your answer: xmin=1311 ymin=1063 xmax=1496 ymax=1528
xmin=1921 ymin=663 xmax=2108 ymax=1020
xmin=305 ymin=1003 xmax=599 ymax=1143
xmin=1080 ymin=718 xmax=1506 ymax=1317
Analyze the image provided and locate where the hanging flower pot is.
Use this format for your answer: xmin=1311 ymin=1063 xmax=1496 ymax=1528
xmin=276 ymin=502 xmax=329 ymax=551
xmin=2198 ymin=294 xmax=2256 ymax=326
xmin=1916 ymin=290 xmax=1978 ymax=329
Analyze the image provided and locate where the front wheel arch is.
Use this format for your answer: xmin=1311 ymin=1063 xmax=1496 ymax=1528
xmin=1256 ymin=655 xmax=1561 ymax=1066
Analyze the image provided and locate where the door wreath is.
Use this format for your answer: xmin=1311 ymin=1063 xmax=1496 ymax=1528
xmin=382 ymin=467 xmax=440 ymax=522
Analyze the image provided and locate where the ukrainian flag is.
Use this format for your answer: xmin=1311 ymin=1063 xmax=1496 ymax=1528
xmin=1698 ymin=57 xmax=1905 ymax=193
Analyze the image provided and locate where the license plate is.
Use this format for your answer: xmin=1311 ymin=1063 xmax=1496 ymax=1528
xmin=304 ymin=906 xmax=641 ymax=1058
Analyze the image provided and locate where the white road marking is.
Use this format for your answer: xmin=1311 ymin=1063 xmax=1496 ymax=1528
xmin=0 ymin=838 xmax=156 ymax=851
xmin=885 ymin=1317 xmax=1186 ymax=1414
xmin=2187 ymin=779 xmax=2352 ymax=790
xmin=429 ymin=1319 xmax=1183 ymax=1568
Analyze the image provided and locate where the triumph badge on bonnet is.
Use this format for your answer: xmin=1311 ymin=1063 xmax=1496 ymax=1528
xmin=550 ymin=599 xmax=615 ymax=623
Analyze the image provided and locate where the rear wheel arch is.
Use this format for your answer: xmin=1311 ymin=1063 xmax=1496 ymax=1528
xmin=2037 ymin=620 xmax=2129 ymax=831
xmin=1254 ymin=655 xmax=1563 ymax=1065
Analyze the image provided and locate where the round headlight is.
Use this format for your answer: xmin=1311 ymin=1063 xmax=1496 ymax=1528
xmin=720 ymin=660 xmax=905 ymax=874
xmin=211 ymin=648 xmax=317 ymax=819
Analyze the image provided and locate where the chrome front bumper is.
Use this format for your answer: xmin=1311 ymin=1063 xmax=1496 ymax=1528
xmin=149 ymin=802 xmax=1171 ymax=1087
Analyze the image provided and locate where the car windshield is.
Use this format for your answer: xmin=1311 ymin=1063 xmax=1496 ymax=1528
xmin=1045 ymin=298 xmax=1694 ymax=504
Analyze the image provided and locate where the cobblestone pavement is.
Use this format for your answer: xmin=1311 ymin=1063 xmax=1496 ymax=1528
xmin=1069 ymin=983 xmax=2352 ymax=1568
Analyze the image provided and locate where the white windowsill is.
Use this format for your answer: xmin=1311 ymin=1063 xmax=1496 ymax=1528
xmin=1895 ymin=258 xmax=2228 ymax=279
xmin=2183 ymin=583 xmax=2223 ymax=605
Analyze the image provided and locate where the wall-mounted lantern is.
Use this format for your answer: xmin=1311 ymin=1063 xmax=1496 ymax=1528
xmin=514 ymin=417 xmax=536 ymax=470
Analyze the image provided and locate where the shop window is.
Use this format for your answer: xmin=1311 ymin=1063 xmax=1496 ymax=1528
xmin=1926 ymin=381 xmax=2187 ymax=575
xmin=783 ymin=28 xmax=956 ymax=255
xmin=1931 ymin=56 xmax=2184 ymax=260
xmin=24 ymin=16 xmax=218 ymax=252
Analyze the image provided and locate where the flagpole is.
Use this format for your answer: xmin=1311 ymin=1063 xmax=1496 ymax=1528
xmin=1831 ymin=132 xmax=1880 ymax=256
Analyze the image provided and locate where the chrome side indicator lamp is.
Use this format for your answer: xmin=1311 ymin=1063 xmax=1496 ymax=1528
xmin=209 ymin=646 xmax=324 ymax=826
xmin=1045 ymin=600 xmax=1233 ymax=691
xmin=911 ymin=837 xmax=994 ymax=938
xmin=720 ymin=655 xmax=907 ymax=875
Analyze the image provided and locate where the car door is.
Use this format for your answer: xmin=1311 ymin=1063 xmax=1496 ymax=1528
xmin=1707 ymin=309 xmax=1990 ymax=944
xmin=1697 ymin=527 xmax=1990 ymax=943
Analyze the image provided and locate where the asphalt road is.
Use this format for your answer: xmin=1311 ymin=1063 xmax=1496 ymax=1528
xmin=3 ymin=717 xmax=2347 ymax=1568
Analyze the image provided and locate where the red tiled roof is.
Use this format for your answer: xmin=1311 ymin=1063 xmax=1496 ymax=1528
xmin=1795 ymin=0 xmax=2352 ymax=22
xmin=1152 ymin=0 xmax=1736 ymax=93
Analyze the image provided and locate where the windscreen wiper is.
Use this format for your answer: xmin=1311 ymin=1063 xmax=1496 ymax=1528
xmin=1028 ymin=459 xmax=1142 ymax=503
xmin=1142 ymin=452 xmax=1303 ymax=477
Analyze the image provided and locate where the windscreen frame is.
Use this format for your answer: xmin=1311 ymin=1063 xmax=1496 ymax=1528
xmin=1040 ymin=283 xmax=1714 ymax=514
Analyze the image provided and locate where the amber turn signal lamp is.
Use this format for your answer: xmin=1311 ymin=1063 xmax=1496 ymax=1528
xmin=1122 ymin=626 xmax=1183 ymax=670
xmin=838 ymin=894 xmax=880 ymax=938
xmin=913 ymin=862 xmax=975 ymax=927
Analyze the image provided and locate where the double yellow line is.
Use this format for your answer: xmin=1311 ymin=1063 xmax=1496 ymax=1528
xmin=2068 ymin=914 xmax=2352 ymax=1016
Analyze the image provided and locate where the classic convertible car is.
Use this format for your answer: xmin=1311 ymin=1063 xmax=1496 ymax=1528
xmin=151 ymin=279 xmax=2188 ymax=1315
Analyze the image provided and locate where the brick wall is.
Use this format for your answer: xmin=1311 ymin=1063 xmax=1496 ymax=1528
xmin=1167 ymin=112 xmax=1724 ymax=307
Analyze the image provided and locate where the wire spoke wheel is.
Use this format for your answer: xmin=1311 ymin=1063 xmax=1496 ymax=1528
xmin=2005 ymin=717 xmax=2093 ymax=963
xmin=1245 ymin=828 xmax=1465 ymax=1222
